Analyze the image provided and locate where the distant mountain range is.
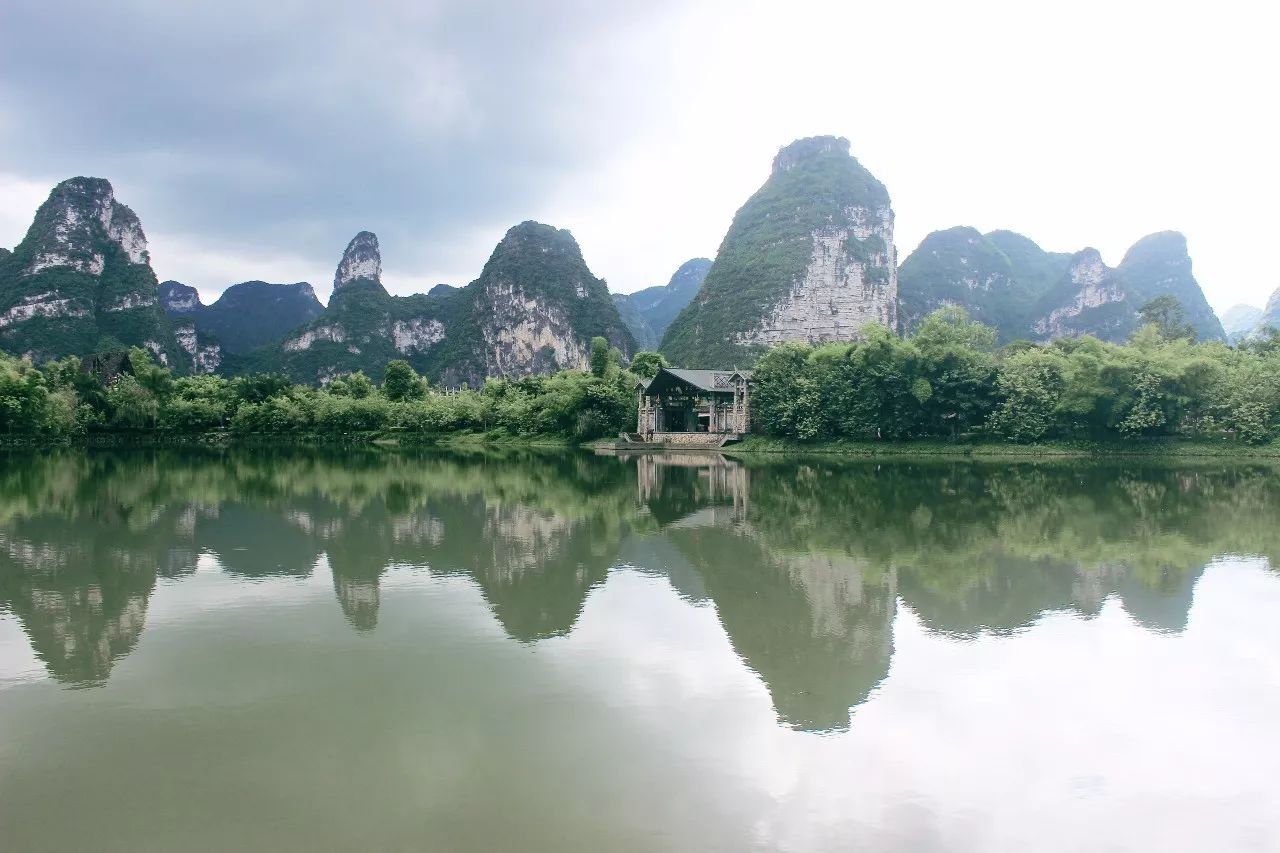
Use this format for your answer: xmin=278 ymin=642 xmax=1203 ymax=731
xmin=0 ymin=145 xmax=1239 ymax=380
xmin=613 ymin=258 xmax=711 ymax=350
xmin=898 ymin=227 xmax=1225 ymax=343
xmin=160 ymin=280 xmax=323 ymax=354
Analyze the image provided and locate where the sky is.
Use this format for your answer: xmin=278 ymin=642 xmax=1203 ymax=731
xmin=0 ymin=0 xmax=1276 ymax=311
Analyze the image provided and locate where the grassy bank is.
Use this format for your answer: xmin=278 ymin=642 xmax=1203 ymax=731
xmin=0 ymin=429 xmax=579 ymax=450
xmin=722 ymin=435 xmax=1280 ymax=459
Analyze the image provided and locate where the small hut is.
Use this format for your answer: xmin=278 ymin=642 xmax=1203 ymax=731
xmin=636 ymin=368 xmax=752 ymax=441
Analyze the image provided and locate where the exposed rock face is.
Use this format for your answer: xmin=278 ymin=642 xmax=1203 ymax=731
xmin=1221 ymin=303 xmax=1263 ymax=342
xmin=614 ymin=258 xmax=713 ymax=350
xmin=173 ymin=320 xmax=223 ymax=374
xmin=256 ymin=231 xmax=450 ymax=382
xmin=161 ymin=279 xmax=323 ymax=354
xmin=439 ymin=221 xmax=635 ymax=385
xmin=22 ymin=177 xmax=149 ymax=276
xmin=737 ymin=213 xmax=896 ymax=348
xmin=159 ymin=281 xmax=201 ymax=313
xmin=1031 ymin=249 xmax=1127 ymax=339
xmin=662 ymin=136 xmax=897 ymax=366
xmin=0 ymin=177 xmax=184 ymax=367
xmin=334 ymin=231 xmax=381 ymax=289
xmin=1029 ymin=232 xmax=1224 ymax=342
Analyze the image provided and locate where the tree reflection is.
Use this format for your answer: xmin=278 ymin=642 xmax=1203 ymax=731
xmin=0 ymin=448 xmax=1277 ymax=724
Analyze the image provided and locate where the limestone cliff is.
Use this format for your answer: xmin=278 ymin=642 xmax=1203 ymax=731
xmin=1030 ymin=232 xmax=1224 ymax=342
xmin=439 ymin=221 xmax=634 ymax=385
xmin=333 ymin=231 xmax=381 ymax=290
xmin=0 ymin=177 xmax=185 ymax=366
xmin=661 ymin=137 xmax=897 ymax=366
xmin=257 ymin=232 xmax=447 ymax=383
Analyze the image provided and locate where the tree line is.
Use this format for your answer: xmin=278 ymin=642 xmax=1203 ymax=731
xmin=0 ymin=337 xmax=638 ymax=441
xmin=5 ymin=303 xmax=1280 ymax=446
xmin=751 ymin=302 xmax=1280 ymax=444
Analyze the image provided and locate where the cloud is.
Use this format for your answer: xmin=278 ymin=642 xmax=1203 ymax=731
xmin=1 ymin=0 xmax=1277 ymax=311
xmin=0 ymin=0 xmax=686 ymax=296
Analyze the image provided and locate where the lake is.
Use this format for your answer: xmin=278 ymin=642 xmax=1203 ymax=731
xmin=1 ymin=448 xmax=1278 ymax=852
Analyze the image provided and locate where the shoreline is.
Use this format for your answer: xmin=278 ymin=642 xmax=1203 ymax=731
xmin=3 ymin=431 xmax=1279 ymax=461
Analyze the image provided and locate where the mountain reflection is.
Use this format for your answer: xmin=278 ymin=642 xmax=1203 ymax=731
xmin=1 ymin=448 xmax=1278 ymax=728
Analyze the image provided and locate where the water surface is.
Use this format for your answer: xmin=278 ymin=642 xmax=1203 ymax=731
xmin=1 ymin=448 xmax=1278 ymax=851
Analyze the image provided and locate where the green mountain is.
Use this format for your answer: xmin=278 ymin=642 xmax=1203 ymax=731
xmin=0 ymin=177 xmax=189 ymax=367
xmin=614 ymin=258 xmax=712 ymax=350
xmin=159 ymin=279 xmax=324 ymax=354
xmin=436 ymin=221 xmax=634 ymax=386
xmin=900 ymin=227 xmax=1224 ymax=343
xmin=257 ymin=223 xmax=633 ymax=385
xmin=661 ymin=136 xmax=898 ymax=366
xmin=1031 ymin=232 xmax=1224 ymax=342
xmin=897 ymin=227 xmax=1069 ymax=341
xmin=249 ymin=232 xmax=448 ymax=383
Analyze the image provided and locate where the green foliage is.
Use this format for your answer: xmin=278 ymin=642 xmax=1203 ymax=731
xmin=1137 ymin=295 xmax=1195 ymax=342
xmin=589 ymin=337 xmax=610 ymax=377
xmin=7 ymin=301 xmax=1280 ymax=449
xmin=381 ymin=360 xmax=424 ymax=401
xmin=629 ymin=351 xmax=669 ymax=380
xmin=749 ymin=307 xmax=1280 ymax=446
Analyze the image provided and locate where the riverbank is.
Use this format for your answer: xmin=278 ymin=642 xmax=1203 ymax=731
xmin=5 ymin=430 xmax=1280 ymax=460
xmin=0 ymin=430 xmax=579 ymax=450
xmin=719 ymin=435 xmax=1280 ymax=459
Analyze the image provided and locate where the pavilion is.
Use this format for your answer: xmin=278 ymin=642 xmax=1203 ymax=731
xmin=634 ymin=367 xmax=753 ymax=443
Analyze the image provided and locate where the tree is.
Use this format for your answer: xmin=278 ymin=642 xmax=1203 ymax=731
xmin=1138 ymin=295 xmax=1195 ymax=342
xmin=331 ymin=372 xmax=374 ymax=399
xmin=589 ymin=336 xmax=610 ymax=378
xmin=233 ymin=373 xmax=293 ymax=404
xmin=630 ymin=351 xmax=669 ymax=380
xmin=382 ymin=360 xmax=423 ymax=401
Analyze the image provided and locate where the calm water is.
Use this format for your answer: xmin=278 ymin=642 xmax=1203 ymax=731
xmin=1 ymin=449 xmax=1279 ymax=852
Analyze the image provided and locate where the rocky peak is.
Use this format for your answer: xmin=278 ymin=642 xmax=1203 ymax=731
xmin=771 ymin=136 xmax=851 ymax=175
xmin=1119 ymin=230 xmax=1189 ymax=269
xmin=159 ymin=281 xmax=202 ymax=314
xmin=1068 ymin=248 xmax=1108 ymax=287
xmin=334 ymin=231 xmax=381 ymax=289
xmin=662 ymin=135 xmax=897 ymax=365
xmin=1115 ymin=231 xmax=1223 ymax=341
xmin=20 ymin=176 xmax=149 ymax=276
xmin=490 ymin=221 xmax=584 ymax=265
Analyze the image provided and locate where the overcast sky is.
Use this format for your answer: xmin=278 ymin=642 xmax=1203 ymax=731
xmin=1 ymin=0 xmax=1276 ymax=311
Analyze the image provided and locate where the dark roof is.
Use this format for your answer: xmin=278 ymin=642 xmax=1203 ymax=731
xmin=640 ymin=367 xmax=752 ymax=392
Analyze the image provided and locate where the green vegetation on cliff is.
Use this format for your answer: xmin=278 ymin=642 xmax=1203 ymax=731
xmin=0 ymin=178 xmax=185 ymax=368
xmin=661 ymin=137 xmax=894 ymax=366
